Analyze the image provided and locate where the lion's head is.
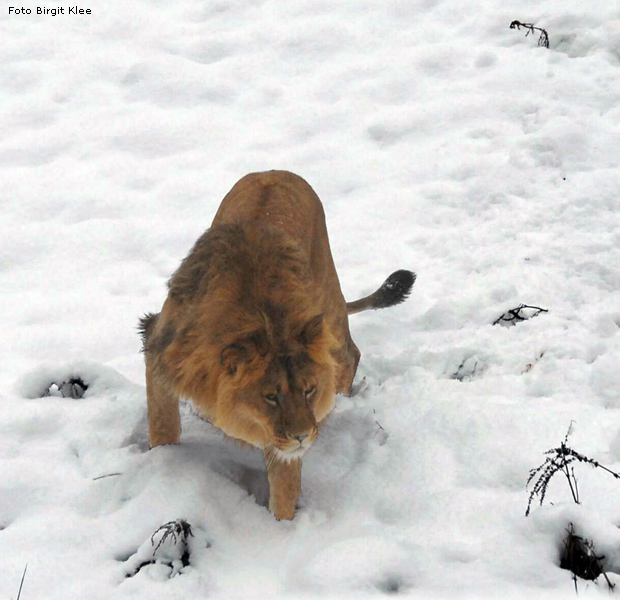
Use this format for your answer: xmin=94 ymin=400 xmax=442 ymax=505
xmin=211 ymin=314 xmax=337 ymax=460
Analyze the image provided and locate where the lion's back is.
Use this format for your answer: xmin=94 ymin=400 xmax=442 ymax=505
xmin=145 ymin=170 xmax=353 ymax=411
xmin=211 ymin=170 xmax=324 ymax=243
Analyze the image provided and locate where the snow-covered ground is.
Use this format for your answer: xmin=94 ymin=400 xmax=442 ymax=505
xmin=2 ymin=0 xmax=620 ymax=598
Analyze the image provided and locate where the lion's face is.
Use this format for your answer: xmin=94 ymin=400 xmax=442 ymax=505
xmin=214 ymin=335 xmax=336 ymax=459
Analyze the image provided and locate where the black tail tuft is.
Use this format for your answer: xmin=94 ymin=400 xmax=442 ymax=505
xmin=374 ymin=270 xmax=416 ymax=309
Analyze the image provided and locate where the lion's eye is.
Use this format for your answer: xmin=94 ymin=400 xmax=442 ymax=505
xmin=264 ymin=393 xmax=279 ymax=406
xmin=304 ymin=386 xmax=316 ymax=399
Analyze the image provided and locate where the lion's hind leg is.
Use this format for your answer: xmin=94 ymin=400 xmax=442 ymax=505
xmin=335 ymin=335 xmax=361 ymax=396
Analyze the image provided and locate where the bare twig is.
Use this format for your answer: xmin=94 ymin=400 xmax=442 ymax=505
xmin=93 ymin=473 xmax=122 ymax=481
xmin=493 ymin=304 xmax=548 ymax=326
xmin=16 ymin=564 xmax=28 ymax=600
xmin=510 ymin=20 xmax=550 ymax=48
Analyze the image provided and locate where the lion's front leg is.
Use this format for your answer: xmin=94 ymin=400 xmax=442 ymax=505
xmin=264 ymin=451 xmax=301 ymax=520
xmin=146 ymin=362 xmax=181 ymax=448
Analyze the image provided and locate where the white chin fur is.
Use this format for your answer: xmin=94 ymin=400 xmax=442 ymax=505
xmin=273 ymin=445 xmax=309 ymax=462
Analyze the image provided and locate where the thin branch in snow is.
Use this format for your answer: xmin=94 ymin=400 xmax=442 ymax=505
xmin=493 ymin=304 xmax=548 ymax=327
xmin=16 ymin=564 xmax=28 ymax=600
xmin=510 ymin=20 xmax=550 ymax=48
xmin=93 ymin=473 xmax=122 ymax=481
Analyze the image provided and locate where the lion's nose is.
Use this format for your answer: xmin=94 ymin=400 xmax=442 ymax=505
xmin=294 ymin=434 xmax=309 ymax=444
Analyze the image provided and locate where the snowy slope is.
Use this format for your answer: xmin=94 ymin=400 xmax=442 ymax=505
xmin=2 ymin=0 xmax=620 ymax=598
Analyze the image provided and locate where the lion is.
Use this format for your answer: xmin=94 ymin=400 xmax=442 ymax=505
xmin=139 ymin=170 xmax=415 ymax=520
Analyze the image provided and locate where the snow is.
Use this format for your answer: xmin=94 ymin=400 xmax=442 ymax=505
xmin=1 ymin=0 xmax=620 ymax=598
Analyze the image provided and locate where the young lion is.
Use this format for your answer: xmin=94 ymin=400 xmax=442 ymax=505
xmin=139 ymin=170 xmax=415 ymax=520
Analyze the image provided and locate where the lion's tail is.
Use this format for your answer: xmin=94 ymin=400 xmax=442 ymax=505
xmin=346 ymin=270 xmax=416 ymax=315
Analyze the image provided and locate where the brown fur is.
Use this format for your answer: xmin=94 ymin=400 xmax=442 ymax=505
xmin=141 ymin=170 xmax=413 ymax=520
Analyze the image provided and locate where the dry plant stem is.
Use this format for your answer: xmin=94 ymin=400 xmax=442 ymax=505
xmin=125 ymin=520 xmax=195 ymax=577
xmin=563 ymin=461 xmax=579 ymax=505
xmin=93 ymin=472 xmax=122 ymax=481
xmin=526 ymin=426 xmax=620 ymax=515
xmin=561 ymin=445 xmax=620 ymax=480
xmin=561 ymin=524 xmax=615 ymax=593
xmin=17 ymin=564 xmax=28 ymax=600
xmin=151 ymin=520 xmax=194 ymax=555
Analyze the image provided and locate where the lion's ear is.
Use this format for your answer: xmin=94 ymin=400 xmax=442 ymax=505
xmin=220 ymin=330 xmax=269 ymax=376
xmin=298 ymin=314 xmax=323 ymax=347
xmin=220 ymin=342 xmax=249 ymax=376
